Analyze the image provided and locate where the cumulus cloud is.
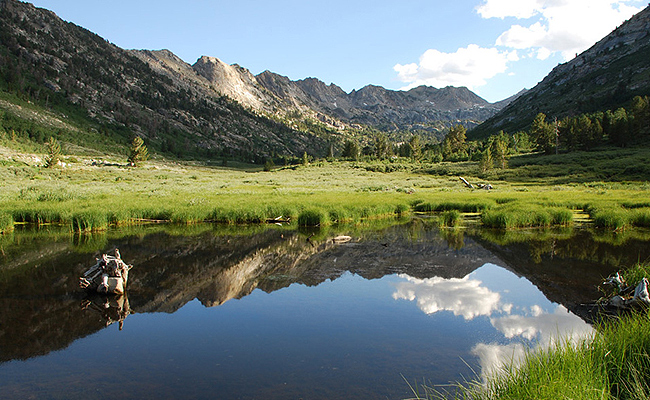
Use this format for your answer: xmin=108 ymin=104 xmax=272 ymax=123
xmin=473 ymin=305 xmax=594 ymax=382
xmin=394 ymin=1 xmax=642 ymax=91
xmin=392 ymin=274 xmax=502 ymax=320
xmin=479 ymin=0 xmax=644 ymax=60
xmin=394 ymin=44 xmax=517 ymax=91
xmin=490 ymin=305 xmax=594 ymax=343
xmin=472 ymin=342 xmax=527 ymax=382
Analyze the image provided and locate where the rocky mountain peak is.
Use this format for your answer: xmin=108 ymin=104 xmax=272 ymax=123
xmin=192 ymin=56 xmax=270 ymax=110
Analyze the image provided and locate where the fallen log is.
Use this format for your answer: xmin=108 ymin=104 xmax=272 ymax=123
xmin=459 ymin=176 xmax=473 ymax=189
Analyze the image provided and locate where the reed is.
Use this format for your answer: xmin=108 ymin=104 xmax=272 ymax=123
xmin=441 ymin=210 xmax=462 ymax=227
xmin=0 ymin=212 xmax=13 ymax=233
xmin=590 ymin=208 xmax=630 ymax=230
xmin=71 ymin=210 xmax=108 ymax=232
xmin=297 ymin=208 xmax=328 ymax=226
xmin=481 ymin=205 xmax=573 ymax=229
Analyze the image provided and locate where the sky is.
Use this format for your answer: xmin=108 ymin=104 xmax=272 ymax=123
xmin=28 ymin=0 xmax=646 ymax=103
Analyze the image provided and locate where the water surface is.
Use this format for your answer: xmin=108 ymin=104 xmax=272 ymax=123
xmin=1 ymin=221 xmax=648 ymax=399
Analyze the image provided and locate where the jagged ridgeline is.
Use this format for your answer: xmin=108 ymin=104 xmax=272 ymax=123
xmin=0 ymin=0 xmax=519 ymax=162
xmin=0 ymin=0 xmax=329 ymax=161
xmin=470 ymin=4 xmax=650 ymax=139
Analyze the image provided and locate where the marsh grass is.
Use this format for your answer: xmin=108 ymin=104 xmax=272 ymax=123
xmin=481 ymin=205 xmax=574 ymax=229
xmin=72 ymin=210 xmax=108 ymax=232
xmin=297 ymin=209 xmax=327 ymax=226
xmin=588 ymin=205 xmax=650 ymax=230
xmin=441 ymin=210 xmax=462 ymax=227
xmin=0 ymin=212 xmax=13 ymax=233
xmin=1 ymin=157 xmax=649 ymax=232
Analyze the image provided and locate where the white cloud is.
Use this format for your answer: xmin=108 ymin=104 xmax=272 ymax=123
xmin=392 ymin=274 xmax=501 ymax=320
xmin=473 ymin=305 xmax=595 ymax=382
xmin=476 ymin=0 xmax=542 ymax=19
xmin=490 ymin=305 xmax=593 ymax=343
xmin=472 ymin=342 xmax=527 ymax=382
xmin=481 ymin=0 xmax=644 ymax=60
xmin=394 ymin=44 xmax=517 ymax=91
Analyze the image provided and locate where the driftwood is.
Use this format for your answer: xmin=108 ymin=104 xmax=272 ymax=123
xmin=332 ymin=235 xmax=352 ymax=244
xmin=459 ymin=176 xmax=473 ymax=189
xmin=81 ymin=294 xmax=131 ymax=330
xmin=459 ymin=177 xmax=493 ymax=190
xmin=604 ymin=273 xmax=650 ymax=308
xmin=266 ymin=216 xmax=291 ymax=225
xmin=79 ymin=248 xmax=132 ymax=295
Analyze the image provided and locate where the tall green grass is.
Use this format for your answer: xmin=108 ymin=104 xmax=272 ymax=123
xmin=441 ymin=210 xmax=462 ymax=227
xmin=481 ymin=205 xmax=573 ymax=228
xmin=72 ymin=210 xmax=108 ymax=232
xmin=0 ymin=212 xmax=14 ymax=233
xmin=297 ymin=209 xmax=328 ymax=226
xmin=588 ymin=205 xmax=650 ymax=230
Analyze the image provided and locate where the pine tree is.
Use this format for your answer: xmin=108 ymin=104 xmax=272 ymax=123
xmin=44 ymin=136 xmax=61 ymax=168
xmin=530 ymin=113 xmax=556 ymax=154
xmin=342 ymin=140 xmax=360 ymax=160
xmin=128 ymin=136 xmax=149 ymax=167
xmin=479 ymin=147 xmax=493 ymax=174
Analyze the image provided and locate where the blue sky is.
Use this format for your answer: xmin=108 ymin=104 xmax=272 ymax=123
xmin=28 ymin=0 xmax=645 ymax=102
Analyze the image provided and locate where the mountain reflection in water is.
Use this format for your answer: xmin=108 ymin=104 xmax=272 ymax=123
xmin=0 ymin=221 xmax=648 ymax=399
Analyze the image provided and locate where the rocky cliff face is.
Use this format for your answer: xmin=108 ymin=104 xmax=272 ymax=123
xmin=471 ymin=5 xmax=650 ymax=138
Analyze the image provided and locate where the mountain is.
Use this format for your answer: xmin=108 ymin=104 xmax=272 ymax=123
xmin=0 ymin=0 xmax=512 ymax=161
xmin=138 ymin=49 xmax=509 ymax=136
xmin=191 ymin=56 xmax=506 ymax=134
xmin=470 ymin=5 xmax=650 ymax=139
xmin=0 ymin=0 xmax=329 ymax=160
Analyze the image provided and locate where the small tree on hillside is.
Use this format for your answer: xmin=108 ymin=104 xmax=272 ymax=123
xmin=128 ymin=136 xmax=149 ymax=167
xmin=44 ymin=136 xmax=61 ymax=168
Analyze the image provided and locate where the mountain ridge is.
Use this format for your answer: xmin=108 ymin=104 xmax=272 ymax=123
xmin=470 ymin=4 xmax=650 ymax=138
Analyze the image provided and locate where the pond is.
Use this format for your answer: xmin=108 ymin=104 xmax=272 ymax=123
xmin=1 ymin=220 xmax=649 ymax=399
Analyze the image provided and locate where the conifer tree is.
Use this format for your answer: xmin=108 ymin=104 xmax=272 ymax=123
xmin=44 ymin=136 xmax=61 ymax=168
xmin=128 ymin=136 xmax=149 ymax=167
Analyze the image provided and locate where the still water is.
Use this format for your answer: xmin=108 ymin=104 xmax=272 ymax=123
xmin=1 ymin=221 xmax=649 ymax=399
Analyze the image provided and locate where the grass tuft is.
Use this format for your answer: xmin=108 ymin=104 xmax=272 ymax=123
xmin=297 ymin=209 xmax=328 ymax=226
xmin=0 ymin=212 xmax=14 ymax=233
xmin=72 ymin=210 xmax=108 ymax=232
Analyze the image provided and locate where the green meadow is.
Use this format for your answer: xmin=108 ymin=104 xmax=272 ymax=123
xmin=1 ymin=147 xmax=650 ymax=233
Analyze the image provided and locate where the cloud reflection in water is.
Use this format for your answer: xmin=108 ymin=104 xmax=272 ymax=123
xmin=392 ymin=275 xmax=503 ymax=320
xmin=392 ymin=263 xmax=594 ymax=382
